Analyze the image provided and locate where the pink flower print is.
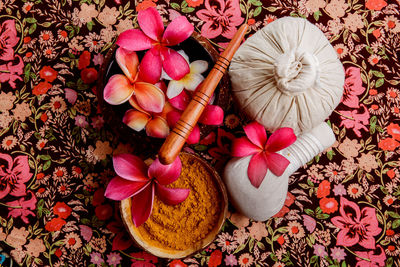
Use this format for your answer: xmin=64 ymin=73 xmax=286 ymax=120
xmin=342 ymin=67 xmax=366 ymax=108
xmin=331 ymin=197 xmax=381 ymax=250
xmin=7 ymin=191 xmax=37 ymax=224
xmin=0 ymin=153 xmax=33 ymax=199
xmin=338 ymin=105 xmax=370 ymax=137
xmin=0 ymin=56 xmax=24 ymax=89
xmin=302 ymin=214 xmax=316 ymax=233
xmin=355 ymin=245 xmax=386 ymax=267
xmin=313 ymin=243 xmax=328 ymax=257
xmin=0 ymin=20 xmax=19 ymax=61
xmin=197 ymin=0 xmax=244 ymax=39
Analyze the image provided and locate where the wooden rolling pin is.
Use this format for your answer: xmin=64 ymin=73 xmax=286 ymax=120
xmin=159 ymin=23 xmax=249 ymax=165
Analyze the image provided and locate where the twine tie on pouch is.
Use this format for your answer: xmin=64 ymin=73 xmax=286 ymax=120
xmin=274 ymin=50 xmax=321 ymax=96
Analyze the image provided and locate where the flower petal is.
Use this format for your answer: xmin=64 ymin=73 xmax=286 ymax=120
xmin=168 ymin=89 xmax=190 ymax=110
xmin=157 ymin=102 xmax=175 ymax=120
xmin=122 ymin=109 xmax=151 ymax=132
xmin=111 ymin=233 xmax=133 ymax=251
xmin=145 ymin=116 xmax=170 ymax=138
xmin=244 ymin=121 xmax=267 ymax=149
xmin=190 ymin=60 xmax=208 ymax=74
xmin=133 ymin=82 xmax=165 ymax=113
xmin=155 ymin=184 xmax=190 ymax=205
xmin=138 ymin=47 xmax=162 ymax=84
xmin=231 ymin=137 xmax=262 ymax=157
xmin=199 ymin=105 xmax=223 ymax=125
xmin=160 ymin=47 xmax=190 ymax=80
xmin=166 ymin=110 xmax=181 ymax=127
xmin=116 ymin=47 xmax=139 ymax=83
xmin=183 ymin=73 xmax=204 ymax=91
xmin=103 ymin=74 xmax=134 ymax=105
xmin=116 ymin=29 xmax=153 ymax=51
xmin=360 ymin=207 xmax=381 ymax=235
xmin=112 ymin=153 xmax=149 ymax=181
xmin=148 ymin=156 xmax=182 ymax=185
xmin=358 ymin=235 xmax=377 ymax=250
xmin=336 ymin=228 xmax=359 ymax=247
xmin=162 ymin=16 xmax=194 ymax=46
xmin=161 ymin=69 xmax=172 ymax=81
xmin=155 ymin=80 xmax=167 ymax=93
xmin=266 ymin=127 xmax=297 ymax=153
xmin=248 ymin=152 xmax=268 ymax=188
xmin=131 ymin=183 xmax=155 ymax=227
xmin=137 ymin=7 xmax=164 ymax=42
xmin=166 ymin=110 xmax=199 ymax=144
xmin=338 ymin=197 xmax=361 ymax=223
xmin=331 ymin=215 xmax=351 ymax=232
xmin=128 ymin=96 xmax=146 ymax=113
xmin=104 ymin=177 xmax=149 ymax=200
xmin=265 ymin=152 xmax=290 ymax=177
xmin=186 ymin=124 xmax=200 ymax=144
xmin=0 ymin=185 xmax=11 ymax=199
xmin=166 ymin=80 xmax=185 ymax=99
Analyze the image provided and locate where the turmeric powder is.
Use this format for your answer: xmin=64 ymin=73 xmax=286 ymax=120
xmin=137 ymin=153 xmax=223 ymax=251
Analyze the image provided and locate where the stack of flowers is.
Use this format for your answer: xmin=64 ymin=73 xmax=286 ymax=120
xmin=103 ymin=7 xmax=224 ymax=143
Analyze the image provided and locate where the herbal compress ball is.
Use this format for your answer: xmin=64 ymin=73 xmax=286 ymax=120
xmin=229 ymin=17 xmax=345 ymax=135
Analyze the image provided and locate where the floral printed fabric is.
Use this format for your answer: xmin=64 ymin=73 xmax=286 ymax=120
xmin=0 ymin=0 xmax=399 ymax=266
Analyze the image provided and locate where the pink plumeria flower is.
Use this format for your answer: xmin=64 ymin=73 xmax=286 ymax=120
xmin=116 ymin=7 xmax=194 ymax=84
xmin=105 ymin=154 xmax=190 ymax=227
xmin=123 ymin=96 xmax=172 ymax=138
xmin=166 ymin=89 xmax=224 ymax=144
xmin=169 ymin=86 xmax=224 ymax=126
xmin=231 ymin=121 xmax=296 ymax=188
xmin=163 ymin=50 xmax=208 ymax=99
xmin=103 ymin=47 xmax=165 ymax=114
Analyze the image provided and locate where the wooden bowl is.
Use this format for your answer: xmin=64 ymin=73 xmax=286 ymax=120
xmin=97 ymin=32 xmax=230 ymax=156
xmin=120 ymin=152 xmax=228 ymax=259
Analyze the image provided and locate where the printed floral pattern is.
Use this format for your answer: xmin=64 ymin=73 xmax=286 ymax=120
xmin=1 ymin=0 xmax=400 ymax=266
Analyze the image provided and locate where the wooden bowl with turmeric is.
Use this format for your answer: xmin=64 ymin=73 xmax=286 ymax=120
xmin=120 ymin=152 xmax=228 ymax=259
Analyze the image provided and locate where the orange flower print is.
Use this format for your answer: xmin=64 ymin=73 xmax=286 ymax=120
xmin=386 ymin=169 xmax=397 ymax=179
xmin=39 ymin=66 xmax=58 ymax=82
xmin=317 ymin=180 xmax=331 ymax=198
xmin=372 ymin=28 xmax=381 ymax=38
xmin=378 ymin=138 xmax=400 ymax=151
xmin=208 ymin=250 xmax=222 ymax=267
xmin=365 ymin=0 xmax=387 ymax=11
xmin=170 ymin=259 xmax=188 ymax=267
xmin=45 ymin=217 xmax=66 ymax=232
xmin=53 ymin=202 xmax=72 ymax=219
xmin=78 ymin=51 xmax=91 ymax=70
xmin=319 ymin=197 xmax=338 ymax=214
xmin=387 ymin=123 xmax=400 ymax=141
xmin=32 ymin=81 xmax=52 ymax=96
xmin=136 ymin=0 xmax=156 ymax=11
xmin=187 ymin=0 xmax=204 ymax=7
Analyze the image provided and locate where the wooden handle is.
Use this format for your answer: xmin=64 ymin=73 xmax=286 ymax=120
xmin=159 ymin=23 xmax=249 ymax=165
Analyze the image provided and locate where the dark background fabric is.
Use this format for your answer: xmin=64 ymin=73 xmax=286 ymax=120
xmin=1 ymin=0 xmax=399 ymax=266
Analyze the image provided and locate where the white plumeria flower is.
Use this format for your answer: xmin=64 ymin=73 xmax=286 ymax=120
xmin=163 ymin=50 xmax=208 ymax=99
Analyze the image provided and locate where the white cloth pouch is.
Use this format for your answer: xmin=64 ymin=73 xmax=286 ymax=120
xmin=229 ymin=17 xmax=345 ymax=135
xmin=223 ymin=122 xmax=336 ymax=221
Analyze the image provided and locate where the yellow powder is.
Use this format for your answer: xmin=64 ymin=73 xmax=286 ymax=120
xmin=137 ymin=153 xmax=222 ymax=250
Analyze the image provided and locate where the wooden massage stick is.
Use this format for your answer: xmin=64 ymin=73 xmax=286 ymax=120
xmin=159 ymin=23 xmax=249 ymax=165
